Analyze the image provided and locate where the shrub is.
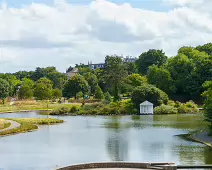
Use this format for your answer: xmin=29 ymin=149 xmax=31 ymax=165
xmin=104 ymin=92 xmax=112 ymax=104
xmin=154 ymin=104 xmax=178 ymax=115
xmin=94 ymin=86 xmax=104 ymax=99
xmin=50 ymin=106 xmax=70 ymax=115
xmin=76 ymin=92 xmax=83 ymax=99
xmin=131 ymin=84 xmax=169 ymax=109
xmin=119 ymin=99 xmax=138 ymax=115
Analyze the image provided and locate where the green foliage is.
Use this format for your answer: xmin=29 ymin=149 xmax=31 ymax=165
xmin=126 ymin=62 xmax=137 ymax=74
xmin=104 ymin=92 xmax=112 ymax=104
xmin=154 ymin=104 xmax=178 ymax=115
xmin=131 ymin=84 xmax=169 ymax=109
xmin=196 ymin=43 xmax=212 ymax=55
xmin=52 ymin=88 xmax=62 ymax=100
xmin=136 ymin=49 xmax=167 ymax=75
xmin=34 ymin=78 xmax=53 ymax=100
xmin=84 ymin=72 xmax=98 ymax=94
xmin=21 ymin=78 xmax=34 ymax=88
xmin=94 ymin=86 xmax=104 ymax=99
xmin=63 ymin=74 xmax=89 ymax=99
xmin=202 ymin=81 xmax=212 ymax=135
xmin=147 ymin=65 xmax=176 ymax=94
xmin=105 ymin=55 xmax=128 ymax=101
xmin=50 ymin=105 xmax=80 ymax=115
xmin=76 ymin=92 xmax=83 ymax=99
xmin=177 ymin=101 xmax=199 ymax=114
xmin=18 ymin=86 xmax=33 ymax=100
xmin=0 ymin=78 xmax=10 ymax=104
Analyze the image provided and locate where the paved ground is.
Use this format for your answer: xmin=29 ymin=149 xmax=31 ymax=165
xmin=195 ymin=132 xmax=212 ymax=144
xmin=0 ymin=120 xmax=21 ymax=133
xmin=84 ymin=168 xmax=154 ymax=170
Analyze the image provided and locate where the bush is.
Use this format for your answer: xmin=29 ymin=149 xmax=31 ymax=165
xmin=177 ymin=101 xmax=199 ymax=114
xmin=131 ymin=84 xmax=169 ymax=109
xmin=154 ymin=104 xmax=178 ymax=115
xmin=50 ymin=105 xmax=80 ymax=115
xmin=104 ymin=92 xmax=112 ymax=104
xmin=76 ymin=92 xmax=83 ymax=99
xmin=94 ymin=86 xmax=104 ymax=99
xmin=119 ymin=99 xmax=138 ymax=115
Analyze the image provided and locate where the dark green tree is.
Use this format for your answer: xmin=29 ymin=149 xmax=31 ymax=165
xmin=34 ymin=78 xmax=53 ymax=100
xmin=63 ymin=74 xmax=89 ymax=99
xmin=202 ymin=81 xmax=212 ymax=135
xmin=147 ymin=65 xmax=176 ymax=94
xmin=0 ymin=78 xmax=10 ymax=104
xmin=18 ymin=86 xmax=33 ymax=100
xmin=126 ymin=62 xmax=137 ymax=74
xmin=136 ymin=49 xmax=167 ymax=75
xmin=84 ymin=72 xmax=98 ymax=94
xmin=131 ymin=84 xmax=169 ymax=109
xmin=105 ymin=55 xmax=127 ymax=101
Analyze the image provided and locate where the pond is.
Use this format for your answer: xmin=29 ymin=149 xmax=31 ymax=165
xmin=0 ymin=112 xmax=211 ymax=170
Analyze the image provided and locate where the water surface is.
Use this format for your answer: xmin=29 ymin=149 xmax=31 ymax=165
xmin=0 ymin=112 xmax=211 ymax=170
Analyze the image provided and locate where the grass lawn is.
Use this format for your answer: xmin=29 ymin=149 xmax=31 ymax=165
xmin=0 ymin=119 xmax=11 ymax=130
xmin=0 ymin=118 xmax=63 ymax=137
xmin=0 ymin=100 xmax=81 ymax=113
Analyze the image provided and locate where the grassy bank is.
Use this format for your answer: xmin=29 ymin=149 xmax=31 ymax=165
xmin=0 ymin=100 xmax=81 ymax=113
xmin=0 ymin=119 xmax=11 ymax=130
xmin=0 ymin=118 xmax=63 ymax=137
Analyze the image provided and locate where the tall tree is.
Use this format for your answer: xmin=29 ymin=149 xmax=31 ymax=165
xmin=126 ymin=62 xmax=137 ymax=75
xmin=136 ymin=49 xmax=167 ymax=75
xmin=0 ymin=78 xmax=10 ymax=104
xmin=63 ymin=74 xmax=89 ymax=99
xmin=196 ymin=43 xmax=212 ymax=55
xmin=105 ymin=55 xmax=127 ymax=101
xmin=84 ymin=72 xmax=98 ymax=95
xmin=147 ymin=65 xmax=176 ymax=94
xmin=34 ymin=78 xmax=53 ymax=101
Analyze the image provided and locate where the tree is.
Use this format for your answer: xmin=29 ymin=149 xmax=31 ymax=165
xmin=105 ymin=55 xmax=127 ymax=101
xmin=202 ymin=81 xmax=212 ymax=135
xmin=21 ymin=78 xmax=34 ymax=88
xmin=147 ymin=65 xmax=176 ymax=94
xmin=66 ymin=66 xmax=74 ymax=73
xmin=34 ymin=78 xmax=53 ymax=101
xmin=167 ymin=54 xmax=194 ymax=95
xmin=94 ymin=86 xmax=104 ymax=99
xmin=18 ymin=86 xmax=33 ymax=100
xmin=63 ymin=74 xmax=89 ymax=99
xmin=52 ymin=88 xmax=62 ymax=100
xmin=126 ymin=62 xmax=137 ymax=74
xmin=0 ymin=78 xmax=10 ymax=104
xmin=104 ymin=91 xmax=112 ymax=104
xmin=196 ymin=43 xmax=212 ymax=55
xmin=131 ymin=84 xmax=169 ymax=109
xmin=136 ymin=49 xmax=167 ymax=75
xmin=84 ymin=72 xmax=98 ymax=94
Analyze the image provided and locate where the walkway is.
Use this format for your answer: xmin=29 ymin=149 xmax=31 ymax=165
xmin=0 ymin=120 xmax=21 ymax=133
xmin=195 ymin=132 xmax=212 ymax=144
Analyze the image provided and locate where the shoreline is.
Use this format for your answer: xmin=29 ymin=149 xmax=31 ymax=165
xmin=0 ymin=109 xmax=52 ymax=114
xmin=178 ymin=131 xmax=212 ymax=148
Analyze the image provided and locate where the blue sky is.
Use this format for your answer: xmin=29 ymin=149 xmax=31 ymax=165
xmin=0 ymin=0 xmax=171 ymax=11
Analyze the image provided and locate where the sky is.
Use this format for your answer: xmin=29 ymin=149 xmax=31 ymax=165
xmin=0 ymin=0 xmax=211 ymax=73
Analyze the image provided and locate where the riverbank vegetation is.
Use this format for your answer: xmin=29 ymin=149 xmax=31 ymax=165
xmin=0 ymin=119 xmax=11 ymax=130
xmin=0 ymin=43 xmax=211 ymax=117
xmin=0 ymin=118 xmax=63 ymax=137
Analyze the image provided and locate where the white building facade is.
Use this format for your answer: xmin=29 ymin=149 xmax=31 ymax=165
xmin=140 ymin=101 xmax=154 ymax=114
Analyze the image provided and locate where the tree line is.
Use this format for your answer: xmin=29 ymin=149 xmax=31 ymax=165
xmin=0 ymin=43 xmax=211 ymax=105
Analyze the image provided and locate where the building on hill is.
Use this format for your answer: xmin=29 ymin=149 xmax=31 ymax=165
xmin=88 ymin=61 xmax=105 ymax=70
xmin=66 ymin=67 xmax=79 ymax=79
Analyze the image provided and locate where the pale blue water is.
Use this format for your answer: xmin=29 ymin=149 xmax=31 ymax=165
xmin=0 ymin=112 xmax=211 ymax=170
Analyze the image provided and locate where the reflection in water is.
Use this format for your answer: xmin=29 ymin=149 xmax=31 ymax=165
xmin=105 ymin=117 xmax=129 ymax=161
xmin=0 ymin=112 xmax=211 ymax=169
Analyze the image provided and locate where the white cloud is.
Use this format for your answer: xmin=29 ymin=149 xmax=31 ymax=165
xmin=0 ymin=0 xmax=212 ymax=73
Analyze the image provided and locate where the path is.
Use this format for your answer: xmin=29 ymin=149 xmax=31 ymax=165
xmin=195 ymin=132 xmax=212 ymax=144
xmin=0 ymin=120 xmax=21 ymax=133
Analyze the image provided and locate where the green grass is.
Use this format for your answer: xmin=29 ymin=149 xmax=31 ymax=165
xmin=0 ymin=101 xmax=81 ymax=113
xmin=0 ymin=119 xmax=11 ymax=130
xmin=0 ymin=118 xmax=63 ymax=137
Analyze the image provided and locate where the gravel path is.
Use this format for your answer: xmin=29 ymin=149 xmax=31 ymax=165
xmin=0 ymin=120 xmax=21 ymax=133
